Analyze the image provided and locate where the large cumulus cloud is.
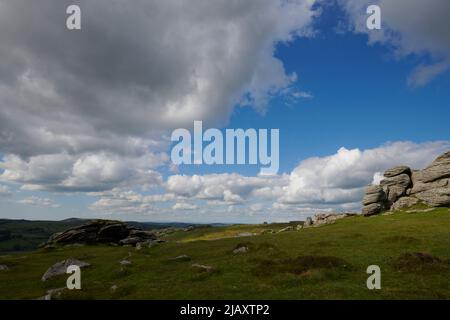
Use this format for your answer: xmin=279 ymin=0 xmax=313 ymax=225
xmin=0 ymin=0 xmax=317 ymax=192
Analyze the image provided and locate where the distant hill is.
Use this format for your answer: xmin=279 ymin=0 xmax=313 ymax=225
xmin=0 ymin=219 xmax=206 ymax=253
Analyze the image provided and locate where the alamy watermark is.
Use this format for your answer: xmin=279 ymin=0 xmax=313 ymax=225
xmin=171 ymin=121 xmax=279 ymax=175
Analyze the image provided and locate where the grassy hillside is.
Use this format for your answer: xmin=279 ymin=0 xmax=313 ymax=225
xmin=1 ymin=208 xmax=450 ymax=300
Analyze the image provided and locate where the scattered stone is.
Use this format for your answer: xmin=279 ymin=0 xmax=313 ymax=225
xmin=42 ymin=259 xmax=90 ymax=281
xmin=191 ymin=264 xmax=214 ymax=273
xmin=312 ymin=213 xmax=355 ymax=226
xmin=110 ymin=285 xmax=118 ymax=293
xmin=261 ymin=229 xmax=274 ymax=234
xmin=405 ymin=208 xmax=435 ymax=213
xmin=233 ymin=246 xmax=249 ymax=254
xmin=0 ymin=264 xmax=9 ymax=271
xmin=236 ymin=232 xmax=255 ymax=237
xmin=277 ymin=226 xmax=294 ymax=233
xmin=296 ymin=224 xmax=303 ymax=231
xmin=119 ymin=260 xmax=132 ymax=266
xmin=38 ymin=288 xmax=66 ymax=300
xmin=171 ymin=255 xmax=191 ymax=262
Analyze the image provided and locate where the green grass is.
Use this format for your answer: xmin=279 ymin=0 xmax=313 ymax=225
xmin=1 ymin=208 xmax=450 ymax=300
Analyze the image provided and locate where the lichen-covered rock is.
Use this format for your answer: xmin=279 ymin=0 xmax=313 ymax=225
xmin=390 ymin=196 xmax=420 ymax=211
xmin=415 ymin=188 xmax=450 ymax=207
xmin=413 ymin=151 xmax=450 ymax=183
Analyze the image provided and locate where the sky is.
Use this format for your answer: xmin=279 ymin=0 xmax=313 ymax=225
xmin=0 ymin=0 xmax=449 ymax=223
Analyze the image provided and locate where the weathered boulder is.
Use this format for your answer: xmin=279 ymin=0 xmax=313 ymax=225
xmin=380 ymin=173 xmax=411 ymax=204
xmin=0 ymin=264 xmax=9 ymax=271
xmin=410 ymin=176 xmax=449 ymax=194
xmin=390 ymin=196 xmax=420 ymax=211
xmin=362 ymin=203 xmax=384 ymax=216
xmin=415 ymin=188 xmax=450 ymax=207
xmin=42 ymin=259 xmax=90 ymax=281
xmin=362 ymin=185 xmax=386 ymax=205
xmin=384 ymin=166 xmax=411 ymax=178
xmin=413 ymin=151 xmax=450 ymax=183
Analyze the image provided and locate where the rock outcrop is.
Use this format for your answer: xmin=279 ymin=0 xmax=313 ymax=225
xmin=42 ymin=220 xmax=158 ymax=248
xmin=303 ymin=213 xmax=356 ymax=228
xmin=362 ymin=151 xmax=450 ymax=215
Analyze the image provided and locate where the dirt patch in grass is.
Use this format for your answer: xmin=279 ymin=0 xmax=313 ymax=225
xmin=252 ymin=255 xmax=352 ymax=277
xmin=394 ymin=252 xmax=450 ymax=273
xmin=381 ymin=235 xmax=421 ymax=245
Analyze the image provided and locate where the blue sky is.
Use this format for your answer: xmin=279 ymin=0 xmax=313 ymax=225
xmin=0 ymin=0 xmax=449 ymax=222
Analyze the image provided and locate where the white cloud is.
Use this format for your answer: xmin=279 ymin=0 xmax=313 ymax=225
xmin=0 ymin=152 xmax=165 ymax=192
xmin=339 ymin=0 xmax=450 ymax=85
xmin=19 ymin=196 xmax=60 ymax=208
xmin=172 ymin=202 xmax=198 ymax=211
xmin=166 ymin=173 xmax=288 ymax=204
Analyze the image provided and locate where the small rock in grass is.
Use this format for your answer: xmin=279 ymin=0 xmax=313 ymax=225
xmin=38 ymin=288 xmax=66 ymax=300
xmin=232 ymin=246 xmax=248 ymax=254
xmin=191 ymin=263 xmax=214 ymax=273
xmin=120 ymin=260 xmax=132 ymax=266
xmin=42 ymin=259 xmax=90 ymax=281
xmin=0 ymin=264 xmax=9 ymax=271
xmin=172 ymin=255 xmax=191 ymax=262
xmin=277 ymin=226 xmax=294 ymax=233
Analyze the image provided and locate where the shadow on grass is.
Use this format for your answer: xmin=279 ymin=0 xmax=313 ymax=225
xmin=251 ymin=255 xmax=353 ymax=279
xmin=394 ymin=252 xmax=450 ymax=273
